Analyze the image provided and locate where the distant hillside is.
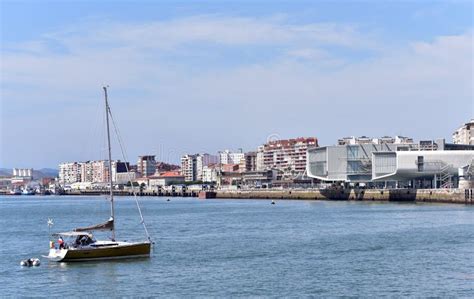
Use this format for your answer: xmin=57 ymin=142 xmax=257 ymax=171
xmin=0 ymin=168 xmax=58 ymax=178
xmin=37 ymin=168 xmax=59 ymax=178
xmin=0 ymin=169 xmax=11 ymax=177
xmin=156 ymin=162 xmax=180 ymax=172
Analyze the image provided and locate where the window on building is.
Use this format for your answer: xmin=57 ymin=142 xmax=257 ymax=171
xmin=347 ymin=161 xmax=363 ymax=174
xmin=417 ymin=156 xmax=424 ymax=172
xmin=310 ymin=161 xmax=326 ymax=176
xmin=347 ymin=146 xmax=359 ymax=160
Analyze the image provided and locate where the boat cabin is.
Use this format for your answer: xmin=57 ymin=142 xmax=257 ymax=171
xmin=51 ymin=232 xmax=96 ymax=249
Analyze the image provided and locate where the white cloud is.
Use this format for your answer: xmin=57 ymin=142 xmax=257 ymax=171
xmin=1 ymin=16 xmax=382 ymax=100
xmin=287 ymin=48 xmax=328 ymax=60
xmin=38 ymin=16 xmax=377 ymax=51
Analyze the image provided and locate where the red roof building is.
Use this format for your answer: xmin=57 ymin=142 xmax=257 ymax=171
xmin=159 ymin=171 xmax=182 ymax=177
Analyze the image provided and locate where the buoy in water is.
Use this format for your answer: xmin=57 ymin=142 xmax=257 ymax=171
xmin=271 ymin=200 xmax=275 ymax=205
xmin=20 ymin=258 xmax=40 ymax=267
xmin=166 ymin=198 xmax=170 ymax=202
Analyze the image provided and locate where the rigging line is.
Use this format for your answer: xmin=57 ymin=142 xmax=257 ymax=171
xmin=98 ymin=106 xmax=108 ymax=203
xmin=107 ymin=103 xmax=152 ymax=242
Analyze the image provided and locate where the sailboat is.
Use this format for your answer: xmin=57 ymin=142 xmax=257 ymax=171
xmin=46 ymin=87 xmax=151 ymax=262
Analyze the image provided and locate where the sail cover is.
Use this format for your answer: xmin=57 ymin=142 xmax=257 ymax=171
xmin=74 ymin=217 xmax=114 ymax=232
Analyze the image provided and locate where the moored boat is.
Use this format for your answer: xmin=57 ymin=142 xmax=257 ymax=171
xmin=22 ymin=187 xmax=36 ymax=195
xmin=48 ymin=232 xmax=150 ymax=262
xmin=46 ymin=87 xmax=152 ymax=262
xmin=9 ymin=188 xmax=22 ymax=195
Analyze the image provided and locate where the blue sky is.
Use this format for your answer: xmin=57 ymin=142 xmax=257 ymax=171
xmin=1 ymin=0 xmax=473 ymax=168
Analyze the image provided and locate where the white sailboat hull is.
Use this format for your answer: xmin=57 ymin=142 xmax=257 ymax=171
xmin=47 ymin=241 xmax=151 ymax=262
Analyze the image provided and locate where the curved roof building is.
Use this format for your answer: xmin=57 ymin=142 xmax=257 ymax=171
xmin=372 ymin=150 xmax=474 ymax=181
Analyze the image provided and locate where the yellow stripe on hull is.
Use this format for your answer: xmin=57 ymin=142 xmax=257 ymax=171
xmin=60 ymin=242 xmax=151 ymax=262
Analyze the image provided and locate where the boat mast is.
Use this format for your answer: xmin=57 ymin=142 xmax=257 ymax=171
xmin=103 ymin=86 xmax=115 ymax=241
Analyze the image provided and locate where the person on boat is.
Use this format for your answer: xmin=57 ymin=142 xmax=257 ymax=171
xmin=84 ymin=235 xmax=93 ymax=245
xmin=74 ymin=235 xmax=85 ymax=247
xmin=58 ymin=237 xmax=65 ymax=249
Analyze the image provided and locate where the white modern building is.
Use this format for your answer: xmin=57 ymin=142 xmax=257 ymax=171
xmin=307 ymin=143 xmax=406 ymax=182
xmin=307 ymin=137 xmax=474 ymax=188
xmin=453 ymin=119 xmax=474 ymax=145
xmin=372 ymin=150 xmax=474 ymax=188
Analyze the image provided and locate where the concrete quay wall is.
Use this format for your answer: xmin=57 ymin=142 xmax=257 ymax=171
xmin=215 ymin=188 xmax=474 ymax=204
xmin=5 ymin=188 xmax=472 ymax=204
xmin=62 ymin=189 xmax=199 ymax=197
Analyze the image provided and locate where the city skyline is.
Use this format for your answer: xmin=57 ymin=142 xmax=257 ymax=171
xmin=1 ymin=1 xmax=473 ymax=169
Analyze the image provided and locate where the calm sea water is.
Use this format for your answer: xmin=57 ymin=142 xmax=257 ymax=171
xmin=0 ymin=196 xmax=473 ymax=297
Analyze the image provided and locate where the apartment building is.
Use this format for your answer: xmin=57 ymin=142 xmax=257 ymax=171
xmin=256 ymin=146 xmax=265 ymax=171
xmin=80 ymin=162 xmax=93 ymax=183
xmin=258 ymin=137 xmax=318 ymax=174
xmin=239 ymin=151 xmax=257 ymax=172
xmin=219 ymin=150 xmax=244 ymax=165
xmin=181 ymin=154 xmax=197 ymax=182
xmin=453 ymin=119 xmax=474 ymax=145
xmin=202 ymin=164 xmax=218 ymax=182
xmin=59 ymin=160 xmax=130 ymax=184
xmin=181 ymin=153 xmax=219 ymax=182
xmin=196 ymin=154 xmax=218 ymax=181
xmin=137 ymin=155 xmax=156 ymax=177
xmin=59 ymin=162 xmax=82 ymax=184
